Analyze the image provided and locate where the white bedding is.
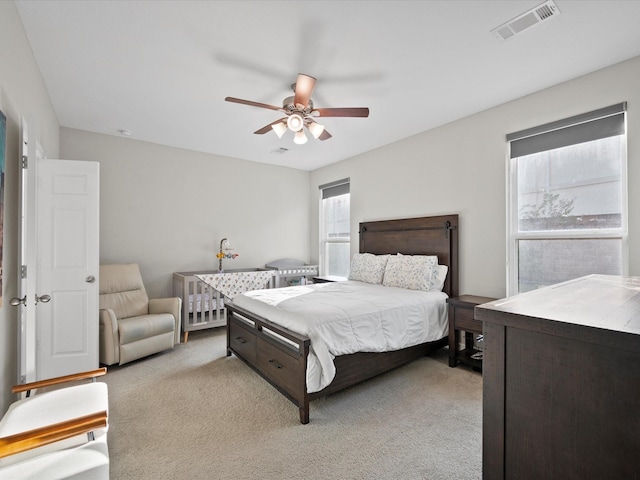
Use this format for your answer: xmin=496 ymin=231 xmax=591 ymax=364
xmin=230 ymin=280 xmax=449 ymax=393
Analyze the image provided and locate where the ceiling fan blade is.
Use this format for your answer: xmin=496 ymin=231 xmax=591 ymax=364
xmin=293 ymin=74 xmax=316 ymax=109
xmin=313 ymin=107 xmax=369 ymax=118
xmin=318 ymin=129 xmax=332 ymax=141
xmin=225 ymin=97 xmax=282 ymax=111
xmin=254 ymin=118 xmax=288 ymax=135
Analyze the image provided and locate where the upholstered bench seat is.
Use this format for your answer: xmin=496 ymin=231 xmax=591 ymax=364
xmin=0 ymin=443 xmax=109 ymax=480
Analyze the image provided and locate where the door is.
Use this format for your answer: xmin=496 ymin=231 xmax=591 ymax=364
xmin=16 ymin=119 xmax=100 ymax=381
xmin=17 ymin=119 xmax=36 ymax=383
xmin=36 ymin=159 xmax=100 ymax=379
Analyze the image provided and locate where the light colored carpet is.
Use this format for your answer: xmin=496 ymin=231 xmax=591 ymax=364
xmin=103 ymin=328 xmax=482 ymax=480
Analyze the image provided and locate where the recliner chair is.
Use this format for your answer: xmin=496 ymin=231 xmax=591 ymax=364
xmin=99 ymin=263 xmax=181 ymax=366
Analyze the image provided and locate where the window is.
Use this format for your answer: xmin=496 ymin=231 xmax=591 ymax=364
xmin=507 ymin=103 xmax=627 ymax=295
xmin=319 ymin=178 xmax=350 ymax=277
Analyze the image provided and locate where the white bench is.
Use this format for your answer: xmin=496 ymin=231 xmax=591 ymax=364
xmin=0 ymin=369 xmax=109 ymax=479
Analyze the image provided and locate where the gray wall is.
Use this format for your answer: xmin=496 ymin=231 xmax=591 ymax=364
xmin=60 ymin=129 xmax=311 ymax=299
xmin=0 ymin=1 xmax=60 ymax=415
xmin=310 ymin=55 xmax=640 ymax=299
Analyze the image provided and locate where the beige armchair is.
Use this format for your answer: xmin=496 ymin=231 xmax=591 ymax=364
xmin=99 ymin=263 xmax=181 ymax=366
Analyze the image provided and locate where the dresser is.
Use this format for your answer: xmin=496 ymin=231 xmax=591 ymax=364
xmin=475 ymin=275 xmax=640 ymax=480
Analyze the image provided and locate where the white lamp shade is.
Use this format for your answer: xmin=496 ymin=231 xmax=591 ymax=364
xmin=271 ymin=121 xmax=287 ymax=138
xmin=307 ymin=122 xmax=325 ymax=139
xmin=294 ymin=129 xmax=308 ymax=144
xmin=287 ymin=114 xmax=304 ymax=132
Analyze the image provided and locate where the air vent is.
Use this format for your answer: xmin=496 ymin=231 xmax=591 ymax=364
xmin=270 ymin=147 xmax=289 ymax=155
xmin=491 ymin=0 xmax=560 ymax=41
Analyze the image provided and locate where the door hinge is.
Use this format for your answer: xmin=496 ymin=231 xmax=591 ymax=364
xmin=21 ymin=265 xmax=27 ymax=279
xmin=21 ymin=156 xmax=28 ymax=169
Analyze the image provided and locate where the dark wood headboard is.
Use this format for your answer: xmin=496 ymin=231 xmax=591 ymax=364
xmin=359 ymin=214 xmax=459 ymax=298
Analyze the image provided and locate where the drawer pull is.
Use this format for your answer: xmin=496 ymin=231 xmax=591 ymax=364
xmin=235 ymin=336 xmax=247 ymax=344
xmin=268 ymin=359 xmax=283 ymax=369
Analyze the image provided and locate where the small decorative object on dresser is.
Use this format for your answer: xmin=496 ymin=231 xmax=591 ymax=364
xmin=447 ymin=295 xmax=497 ymax=368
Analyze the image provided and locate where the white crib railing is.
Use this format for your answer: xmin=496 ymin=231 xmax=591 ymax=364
xmin=173 ymin=271 xmax=225 ymax=343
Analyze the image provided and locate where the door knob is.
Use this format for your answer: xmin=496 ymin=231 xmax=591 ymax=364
xmin=10 ymin=296 xmax=27 ymax=307
xmin=86 ymin=275 xmax=96 ymax=283
xmin=35 ymin=294 xmax=51 ymax=304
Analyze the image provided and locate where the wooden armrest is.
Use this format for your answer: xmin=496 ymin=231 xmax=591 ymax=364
xmin=12 ymin=368 xmax=107 ymax=395
xmin=0 ymin=410 xmax=108 ymax=459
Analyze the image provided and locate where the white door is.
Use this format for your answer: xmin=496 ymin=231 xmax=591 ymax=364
xmin=16 ymin=120 xmax=100 ymax=381
xmin=36 ymin=159 xmax=100 ymax=379
xmin=16 ymin=119 xmax=36 ymax=383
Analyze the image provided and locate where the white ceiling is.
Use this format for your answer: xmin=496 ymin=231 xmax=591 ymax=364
xmin=15 ymin=0 xmax=640 ymax=171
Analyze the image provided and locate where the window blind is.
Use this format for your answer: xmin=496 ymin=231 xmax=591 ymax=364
xmin=319 ymin=178 xmax=350 ymax=199
xmin=508 ymin=102 xmax=626 ymax=158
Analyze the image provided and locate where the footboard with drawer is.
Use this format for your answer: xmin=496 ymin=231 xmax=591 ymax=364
xmin=227 ymin=303 xmax=311 ymax=423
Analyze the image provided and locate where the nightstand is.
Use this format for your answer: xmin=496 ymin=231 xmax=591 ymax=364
xmin=447 ymin=295 xmax=496 ymax=369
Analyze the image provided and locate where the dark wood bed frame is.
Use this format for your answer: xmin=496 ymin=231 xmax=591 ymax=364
xmin=226 ymin=214 xmax=459 ymax=424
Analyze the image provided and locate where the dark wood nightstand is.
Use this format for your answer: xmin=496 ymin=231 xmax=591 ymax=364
xmin=447 ymin=295 xmax=496 ymax=369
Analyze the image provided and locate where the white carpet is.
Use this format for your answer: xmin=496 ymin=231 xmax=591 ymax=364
xmin=103 ymin=328 xmax=482 ymax=480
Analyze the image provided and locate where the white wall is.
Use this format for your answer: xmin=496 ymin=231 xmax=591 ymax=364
xmin=60 ymin=128 xmax=311 ymax=298
xmin=310 ymin=55 xmax=640 ymax=299
xmin=0 ymin=1 xmax=60 ymax=414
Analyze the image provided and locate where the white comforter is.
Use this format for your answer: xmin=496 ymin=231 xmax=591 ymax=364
xmin=230 ymin=280 xmax=449 ymax=393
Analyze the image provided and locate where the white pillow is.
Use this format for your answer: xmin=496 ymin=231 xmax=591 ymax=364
xmin=348 ymin=253 xmax=390 ymax=284
xmin=430 ymin=265 xmax=449 ymax=292
xmin=382 ymin=254 xmax=438 ymax=291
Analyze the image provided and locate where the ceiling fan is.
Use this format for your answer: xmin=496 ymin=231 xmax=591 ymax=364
xmin=225 ymin=73 xmax=369 ymax=144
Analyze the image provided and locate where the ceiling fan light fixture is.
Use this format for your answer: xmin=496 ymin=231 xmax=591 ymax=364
xmin=294 ymin=129 xmax=308 ymax=145
xmin=307 ymin=121 xmax=325 ymax=139
xmin=271 ymin=121 xmax=287 ymax=138
xmin=226 ymin=74 xmax=369 ymax=144
xmin=287 ymin=113 xmax=304 ymax=132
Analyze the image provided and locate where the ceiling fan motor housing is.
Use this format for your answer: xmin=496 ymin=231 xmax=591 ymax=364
xmin=283 ymin=96 xmax=314 ymax=115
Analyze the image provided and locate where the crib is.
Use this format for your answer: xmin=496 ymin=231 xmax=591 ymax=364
xmin=173 ymin=271 xmax=226 ymax=343
xmin=173 ymin=268 xmax=279 ymax=342
xmin=266 ymin=259 xmax=319 ymax=287
xmin=173 ymin=262 xmax=318 ymax=342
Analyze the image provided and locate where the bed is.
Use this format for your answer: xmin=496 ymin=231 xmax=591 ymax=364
xmin=225 ymin=214 xmax=459 ymax=424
